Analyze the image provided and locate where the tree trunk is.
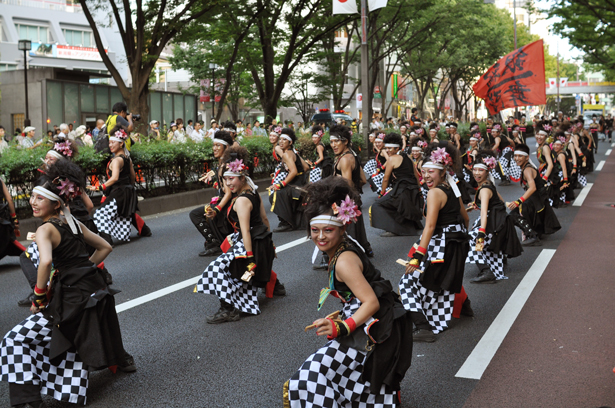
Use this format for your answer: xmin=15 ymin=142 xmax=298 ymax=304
xmin=128 ymin=85 xmax=150 ymax=136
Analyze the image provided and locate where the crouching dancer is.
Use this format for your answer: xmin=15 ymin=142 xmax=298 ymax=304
xmin=285 ymin=177 xmax=412 ymax=407
xmin=1 ymin=160 xmax=135 ymax=408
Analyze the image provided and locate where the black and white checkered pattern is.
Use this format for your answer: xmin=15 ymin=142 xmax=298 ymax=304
xmin=463 ymin=167 xmax=472 ymax=183
xmin=498 ymin=147 xmax=514 ymax=179
xmin=272 ymin=165 xmax=289 ymax=186
xmin=363 ymin=159 xmax=377 ymax=177
xmin=578 ymin=174 xmax=587 ymax=187
xmin=195 ymin=232 xmax=260 ymax=315
xmin=93 ymin=199 xmax=131 ymax=242
xmin=421 ymin=185 xmax=429 ymax=204
xmin=491 ymin=168 xmax=503 ymax=181
xmin=371 ymin=173 xmax=384 ymax=194
xmin=508 ymin=160 xmax=522 ymax=182
xmin=26 ymin=243 xmax=40 ymax=269
xmin=1 ymin=313 xmax=89 ymax=405
xmin=287 ymin=339 xmax=397 ymax=407
xmin=309 ymin=167 xmax=322 ymax=184
xmin=466 ymin=219 xmax=507 ymax=280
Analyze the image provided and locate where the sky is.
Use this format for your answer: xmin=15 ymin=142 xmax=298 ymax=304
xmin=533 ymin=0 xmax=583 ymax=61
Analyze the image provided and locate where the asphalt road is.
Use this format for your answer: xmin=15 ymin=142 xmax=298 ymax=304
xmin=0 ymin=138 xmax=611 ymax=408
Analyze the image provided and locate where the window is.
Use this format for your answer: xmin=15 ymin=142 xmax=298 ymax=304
xmin=62 ymin=29 xmax=93 ymax=47
xmin=15 ymin=24 xmax=50 ymax=43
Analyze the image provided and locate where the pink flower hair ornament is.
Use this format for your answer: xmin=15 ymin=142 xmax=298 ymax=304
xmin=377 ymin=133 xmax=386 ymax=140
xmin=331 ymin=195 xmax=361 ymax=225
xmin=471 ymin=132 xmax=482 ymax=140
xmin=114 ymin=129 xmax=128 ymax=140
xmin=493 ymin=124 xmax=502 ymax=131
xmin=52 ymin=177 xmax=78 ymax=201
xmin=430 ymin=147 xmax=453 ymax=167
xmin=313 ymin=130 xmax=324 ymax=137
xmin=471 ymin=125 xmax=480 ymax=132
xmin=482 ymin=156 xmax=497 ymax=170
xmin=417 ymin=140 xmax=428 ymax=148
xmin=274 ymin=126 xmax=282 ymax=134
xmin=543 ymin=124 xmax=552 ymax=132
xmin=54 ymin=141 xmax=73 ymax=157
xmin=227 ymin=159 xmax=246 ymax=173
xmin=415 ymin=128 xmax=424 ymax=135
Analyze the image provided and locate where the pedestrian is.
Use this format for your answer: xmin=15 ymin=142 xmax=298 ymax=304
xmin=167 ymin=122 xmax=177 ymax=141
xmin=89 ymin=127 xmax=152 ymax=243
xmin=399 ymin=142 xmax=472 ymax=342
xmin=20 ymin=127 xmax=36 ymax=149
xmin=465 ymin=152 xmax=523 ymax=283
xmin=535 ymin=125 xmax=562 ymax=207
xmin=490 ymin=124 xmax=513 ymax=186
xmin=509 ymin=143 xmax=561 ymax=246
xmin=252 ymin=120 xmax=265 ymax=137
xmin=551 ymin=133 xmax=573 ymax=206
xmin=268 ymin=128 xmax=309 ymax=232
xmin=189 ymin=121 xmax=205 ymax=142
xmin=195 ymin=146 xmax=285 ymax=323
xmin=0 ymin=160 xmax=136 ymax=408
xmin=244 ymin=123 xmax=253 ymax=137
xmin=207 ymin=120 xmax=218 ymax=140
xmin=285 ymin=176 xmax=412 ymax=407
xmin=330 ymin=124 xmax=374 ymax=257
xmin=0 ymin=126 xmax=9 ymax=154
xmin=170 ymin=118 xmax=187 ymax=143
xmin=185 ymin=119 xmax=194 ymax=136
xmin=188 ymin=131 xmax=234 ymax=257
xmin=370 ymin=132 xmax=424 ymax=237
xmin=92 ymin=119 xmax=105 ymax=141
xmin=148 ymin=120 xmax=161 ymax=140
xmin=268 ymin=126 xmax=287 ymax=187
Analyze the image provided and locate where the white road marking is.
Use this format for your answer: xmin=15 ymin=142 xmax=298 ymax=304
xmin=611 ymin=142 xmax=615 ymax=147
xmin=455 ymin=249 xmax=557 ymax=380
xmin=606 ymin=149 xmax=612 ymax=156
xmin=573 ymin=183 xmax=593 ymax=207
xmin=596 ymin=161 xmax=605 ymax=171
xmin=115 ymin=236 xmax=310 ymax=313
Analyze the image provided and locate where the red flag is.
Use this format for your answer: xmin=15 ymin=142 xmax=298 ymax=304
xmin=473 ymin=40 xmax=546 ymax=115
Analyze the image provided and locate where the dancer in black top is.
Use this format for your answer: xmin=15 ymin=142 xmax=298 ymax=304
xmin=370 ymin=132 xmax=424 ymax=237
xmin=1 ymin=161 xmax=135 ymax=408
xmin=307 ymin=125 xmax=334 ymax=183
xmin=330 ymin=124 xmax=374 ymax=257
xmin=189 ymin=131 xmax=235 ymax=256
xmin=0 ymin=178 xmax=24 ymax=261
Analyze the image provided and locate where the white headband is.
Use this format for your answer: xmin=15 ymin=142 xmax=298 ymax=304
xmin=223 ymin=128 xmax=235 ymax=132
xmin=411 ymin=147 xmax=422 ymax=151
xmin=280 ymin=134 xmax=293 ymax=143
xmin=538 ymin=130 xmax=547 ymax=136
xmin=109 ymin=136 xmax=124 ymax=143
xmin=422 ymin=162 xmax=444 ymax=170
xmin=469 ymin=136 xmax=479 ymax=141
xmin=514 ymin=150 xmax=529 ymax=156
xmin=47 ymin=150 xmax=63 ymax=160
xmin=269 ymin=132 xmax=279 ymax=137
xmin=384 ymin=143 xmax=400 ymax=148
xmin=410 ymin=132 xmax=417 ymax=136
xmin=310 ymin=215 xmax=344 ymax=227
xmin=32 ymin=186 xmax=81 ymax=234
xmin=553 ymin=139 xmax=563 ymax=144
xmin=222 ymin=171 xmax=258 ymax=191
xmin=329 ymin=135 xmax=340 ymax=141
xmin=213 ymin=138 xmax=229 ymax=146
xmin=421 ymin=163 xmax=461 ymax=198
xmin=473 ymin=164 xmax=489 ymax=170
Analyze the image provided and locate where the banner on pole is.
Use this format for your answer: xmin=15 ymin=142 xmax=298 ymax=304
xmin=357 ymin=93 xmax=363 ymax=110
xmin=368 ymin=0 xmax=387 ymax=10
xmin=333 ymin=0 xmax=358 ymax=15
xmin=473 ymin=39 xmax=546 ymax=115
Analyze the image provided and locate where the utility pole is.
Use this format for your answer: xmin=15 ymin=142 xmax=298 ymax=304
xmin=360 ymin=0 xmax=370 ymax=158
xmin=513 ymin=0 xmax=518 ymax=118
xmin=556 ymin=48 xmax=561 ymax=113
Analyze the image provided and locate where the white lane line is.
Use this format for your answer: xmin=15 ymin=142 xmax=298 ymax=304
xmin=455 ymin=249 xmax=556 ymax=380
xmin=611 ymin=142 xmax=615 ymax=147
xmin=573 ymin=183 xmax=593 ymax=207
xmin=115 ymin=236 xmax=310 ymax=313
xmin=606 ymin=149 xmax=612 ymax=156
xmin=596 ymin=161 xmax=606 ymax=171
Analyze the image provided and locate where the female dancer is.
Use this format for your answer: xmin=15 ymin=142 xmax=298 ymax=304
xmin=90 ymin=128 xmax=151 ymax=243
xmin=269 ymin=126 xmax=287 ymax=186
xmin=463 ymin=130 xmax=481 ymax=187
xmin=490 ymin=124 xmax=513 ymax=186
xmin=509 ymin=143 xmax=561 ymax=246
xmin=307 ymin=125 xmax=334 ymax=183
xmin=399 ymin=143 xmax=471 ymax=342
xmin=363 ymin=132 xmax=387 ymax=194
xmin=1 ymin=161 xmax=135 ymax=408
xmin=196 ymin=147 xmax=283 ymax=324
xmin=552 ymin=134 xmax=572 ymax=205
xmin=284 ymin=177 xmax=412 ymax=407
xmin=466 ymin=152 xmax=522 ymax=283
xmin=1 ymin=177 xmax=24 ymax=261
xmin=446 ymin=122 xmax=461 ymax=150
xmin=370 ymin=133 xmax=424 ymax=237
xmin=428 ymin=123 xmax=439 ymax=143
xmin=330 ymin=124 xmax=374 ymax=257
xmin=189 ymin=131 xmax=235 ymax=256
xmin=578 ymin=122 xmax=595 ymax=173
xmin=269 ymin=128 xmax=309 ymax=232
xmin=535 ymin=127 xmax=562 ymax=208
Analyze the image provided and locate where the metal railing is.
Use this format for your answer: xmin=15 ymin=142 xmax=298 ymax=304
xmin=0 ymin=0 xmax=82 ymax=12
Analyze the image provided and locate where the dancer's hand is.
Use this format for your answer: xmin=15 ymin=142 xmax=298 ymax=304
xmin=313 ymin=318 xmax=334 ymax=337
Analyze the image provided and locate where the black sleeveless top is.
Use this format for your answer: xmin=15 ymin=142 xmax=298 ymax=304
xmin=334 ymin=150 xmax=362 ymax=193
xmin=391 ymin=154 xmax=418 ymax=186
xmin=46 ymin=217 xmax=91 ymax=271
xmin=228 ymin=191 xmax=265 ymax=233
xmin=424 ymin=184 xmax=462 ymax=227
xmin=107 ymin=155 xmax=132 ymax=187
xmin=496 ymin=135 xmax=510 ymax=150
xmin=473 ymin=182 xmax=504 ymax=210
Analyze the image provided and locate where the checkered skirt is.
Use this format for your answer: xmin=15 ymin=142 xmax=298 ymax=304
xmin=577 ymin=173 xmax=587 ymax=187
xmin=1 ymin=313 xmax=89 ymax=405
xmin=286 ymin=297 xmax=398 ymax=407
xmin=498 ymin=147 xmax=514 ymax=179
xmin=93 ymin=198 xmax=132 ymax=242
xmin=363 ymin=159 xmax=378 ymax=177
xmin=272 ymin=164 xmax=289 ymax=186
xmin=465 ymin=218 xmax=506 ymax=280
xmin=195 ymin=231 xmax=260 ymax=315
xmin=398 ymin=225 xmax=465 ymax=334
xmin=309 ymin=167 xmax=322 ymax=184
xmin=26 ymin=242 xmax=39 ymax=269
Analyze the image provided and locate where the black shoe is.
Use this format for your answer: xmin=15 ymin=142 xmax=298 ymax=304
xmin=273 ymin=223 xmax=293 ymax=233
xmin=103 ymin=269 xmax=113 ymax=285
xmin=471 ymin=269 xmax=497 ymax=284
xmin=412 ymin=328 xmax=436 ymax=343
xmin=273 ymin=280 xmax=286 ymax=296
xmin=365 ymin=247 xmax=374 ymax=258
xmin=499 ymin=179 xmax=511 ymax=186
xmin=380 ymin=231 xmax=398 ymax=237
xmin=139 ymin=225 xmax=152 ymax=237
xmin=199 ymin=245 xmax=222 ymax=257
xmin=14 ymin=401 xmax=47 ymax=408
xmin=17 ymin=293 xmax=34 ymax=307
xmin=461 ymin=298 xmax=474 ymax=317
xmin=118 ymin=354 xmax=137 ymax=373
xmin=206 ymin=307 xmax=241 ymax=324
xmin=522 ymin=236 xmax=541 ymax=246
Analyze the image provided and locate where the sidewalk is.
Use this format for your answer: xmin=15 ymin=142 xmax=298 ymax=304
xmin=463 ymin=152 xmax=615 ymax=408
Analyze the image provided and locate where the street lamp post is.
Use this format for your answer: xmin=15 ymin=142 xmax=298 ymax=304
xmin=18 ymin=39 xmax=32 ymax=127
xmin=209 ymin=63 xmax=218 ymax=121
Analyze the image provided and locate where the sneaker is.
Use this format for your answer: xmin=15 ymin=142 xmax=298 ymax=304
xmin=17 ymin=293 xmax=34 ymax=307
xmin=118 ymin=354 xmax=137 ymax=373
xmin=412 ymin=328 xmax=436 ymax=343
xmin=273 ymin=281 xmax=286 ymax=296
xmin=380 ymin=231 xmax=399 ymax=237
xmin=206 ymin=307 xmax=241 ymax=324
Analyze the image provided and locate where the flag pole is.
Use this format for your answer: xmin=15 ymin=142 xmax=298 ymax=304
xmin=361 ymin=0 xmax=370 ymax=159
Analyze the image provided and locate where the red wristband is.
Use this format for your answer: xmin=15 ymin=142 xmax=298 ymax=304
xmin=10 ymin=213 xmax=16 ymax=217
xmin=478 ymin=227 xmax=486 ymax=233
xmin=344 ymin=317 xmax=356 ymax=333
xmin=214 ymin=205 xmax=222 ymax=213
xmin=246 ymin=251 xmax=253 ymax=257
xmin=326 ymin=318 xmax=337 ymax=338
xmin=34 ymin=285 xmax=46 ymax=295
xmin=416 ymin=245 xmax=427 ymax=255
xmin=519 ymin=196 xmax=525 ymax=203
xmin=563 ymin=178 xmax=568 ymax=181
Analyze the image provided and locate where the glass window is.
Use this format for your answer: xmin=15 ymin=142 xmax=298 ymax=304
xmin=64 ymin=83 xmax=79 ymax=126
xmin=173 ymin=94 xmax=184 ymax=122
xmin=184 ymin=95 xmax=196 ymax=124
xmin=110 ymin=88 xmax=123 ymax=107
xmin=84 ymin=32 xmax=91 ymax=47
xmin=150 ymin=92 xmax=162 ymax=124
xmin=80 ymin=84 xmax=95 ymax=112
xmin=96 ymin=86 xmax=109 ymax=113
xmin=16 ymin=24 xmax=49 ymax=43
xmin=64 ymin=29 xmax=72 ymax=45
xmin=46 ymin=82 xmax=63 ymax=131
xmin=162 ymin=93 xmax=173 ymax=127
xmin=39 ymin=27 xmax=47 ymax=43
